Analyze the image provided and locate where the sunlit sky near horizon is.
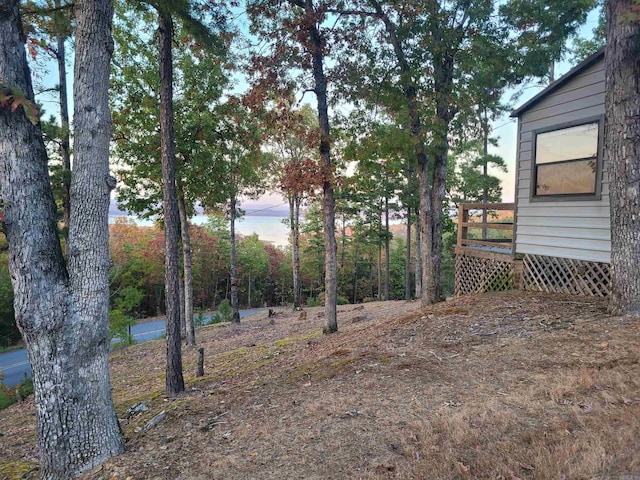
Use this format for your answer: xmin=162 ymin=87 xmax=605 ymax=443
xmin=34 ymin=7 xmax=601 ymax=226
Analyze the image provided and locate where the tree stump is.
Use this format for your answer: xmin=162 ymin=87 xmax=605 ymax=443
xmin=196 ymin=348 xmax=205 ymax=377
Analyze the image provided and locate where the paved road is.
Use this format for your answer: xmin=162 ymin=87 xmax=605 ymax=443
xmin=0 ymin=308 xmax=264 ymax=388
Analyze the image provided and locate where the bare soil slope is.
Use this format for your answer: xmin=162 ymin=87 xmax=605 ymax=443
xmin=1 ymin=291 xmax=639 ymax=479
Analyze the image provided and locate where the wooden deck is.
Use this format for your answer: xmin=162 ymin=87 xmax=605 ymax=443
xmin=454 ymin=203 xmax=518 ymax=295
xmin=455 ymin=202 xmax=515 ymax=260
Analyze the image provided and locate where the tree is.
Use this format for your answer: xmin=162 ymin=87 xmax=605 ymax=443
xmin=271 ymin=104 xmax=321 ymax=309
xmin=202 ymin=99 xmax=268 ymax=322
xmin=572 ymin=4 xmax=606 ymax=62
xmin=342 ymin=113 xmax=410 ymax=301
xmin=247 ymin=0 xmax=339 ymax=334
xmin=237 ymin=234 xmax=270 ymax=307
xmin=0 ymin=0 xmax=125 ymax=476
xmin=111 ymin=0 xmax=229 ymax=348
xmin=331 ymin=0 xmax=596 ymax=305
xmin=605 ymin=0 xmax=640 ymax=314
xmin=449 ymin=140 xmax=507 ymax=206
xmin=22 ymin=0 xmax=74 ymax=240
xmin=156 ymin=5 xmax=185 ymax=395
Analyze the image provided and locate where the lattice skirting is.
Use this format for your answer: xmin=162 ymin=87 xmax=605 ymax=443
xmin=522 ymin=254 xmax=610 ymax=297
xmin=455 ymin=254 xmax=514 ymax=296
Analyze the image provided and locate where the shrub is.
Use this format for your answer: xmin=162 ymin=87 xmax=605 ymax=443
xmin=194 ymin=308 xmax=207 ymax=327
xmin=109 ymin=308 xmax=136 ymax=347
xmin=218 ymin=299 xmax=233 ymax=322
xmin=337 ymin=296 xmax=350 ymax=305
xmin=0 ymin=373 xmax=33 ymax=411
xmin=306 ymin=297 xmax=321 ymax=307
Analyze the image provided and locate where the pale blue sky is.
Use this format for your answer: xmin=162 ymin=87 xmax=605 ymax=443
xmin=34 ymin=7 xmax=601 ymax=210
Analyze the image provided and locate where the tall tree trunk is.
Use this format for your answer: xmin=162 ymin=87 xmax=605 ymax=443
xmin=248 ymin=273 xmax=252 ymax=308
xmin=424 ymin=41 xmax=456 ymax=303
xmin=178 ymin=260 xmax=185 ymax=338
xmin=606 ymin=0 xmax=640 ymax=314
xmin=370 ymin=0 xmax=434 ymax=305
xmin=55 ymin=0 xmax=71 ymax=243
xmin=289 ymin=194 xmax=302 ymax=308
xmin=0 ymin=1 xmax=124 ymax=477
xmin=405 ymin=206 xmax=412 ymax=301
xmin=481 ymin=111 xmax=489 ymax=239
xmin=158 ymin=11 xmax=184 ymax=395
xmin=352 ymin=241 xmax=359 ymax=303
xmin=377 ymin=244 xmax=382 ymax=301
xmin=178 ymin=190 xmax=195 ymax=345
xmin=302 ymin=0 xmax=338 ymax=333
xmin=384 ymin=195 xmax=390 ymax=301
xmin=341 ymin=215 xmax=347 ymax=268
xmin=425 ymin=147 xmax=448 ymax=303
xmin=415 ymin=202 xmax=422 ymax=299
xmin=230 ymin=196 xmax=240 ymax=323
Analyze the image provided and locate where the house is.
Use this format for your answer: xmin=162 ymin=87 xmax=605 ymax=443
xmin=455 ymin=48 xmax=610 ymax=297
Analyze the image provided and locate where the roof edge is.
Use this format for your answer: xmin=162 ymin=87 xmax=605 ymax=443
xmin=510 ymin=47 xmax=605 ymax=118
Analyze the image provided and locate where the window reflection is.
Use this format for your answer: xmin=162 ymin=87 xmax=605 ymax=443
xmin=536 ymin=160 xmax=597 ymax=196
xmin=534 ymin=122 xmax=599 ymax=197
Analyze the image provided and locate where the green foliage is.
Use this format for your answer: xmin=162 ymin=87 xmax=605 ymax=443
xmin=0 ymin=374 xmax=33 ymax=411
xmin=237 ymin=233 xmax=270 ymax=307
xmin=194 ymin=308 xmax=206 ymax=327
xmin=0 ymin=251 xmax=18 ymax=350
xmin=109 ymin=286 xmax=143 ymax=347
xmin=306 ymin=296 xmax=321 ymax=307
xmin=109 ymin=309 xmax=136 ymax=348
xmin=218 ymin=299 xmax=233 ymax=322
xmin=571 ymin=4 xmax=605 ymax=63
xmin=337 ymin=296 xmax=350 ymax=306
xmin=111 ymin=0 xmax=232 ymax=220
xmin=210 ymin=299 xmax=233 ymax=324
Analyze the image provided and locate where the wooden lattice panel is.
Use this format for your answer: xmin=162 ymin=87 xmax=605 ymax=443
xmin=522 ymin=254 xmax=610 ymax=297
xmin=455 ymin=253 xmax=514 ymax=296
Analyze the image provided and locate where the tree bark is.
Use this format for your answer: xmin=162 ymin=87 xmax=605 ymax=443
xmin=352 ymin=241 xmax=359 ymax=303
xmin=289 ymin=195 xmax=302 ymax=308
xmin=230 ymin=196 xmax=240 ymax=323
xmin=178 ymin=259 xmax=185 ymax=338
xmin=384 ymin=195 xmax=390 ymax=301
xmin=369 ymin=0 xmax=435 ymax=305
xmin=414 ymin=202 xmax=422 ymax=299
xmin=300 ymin=0 xmax=338 ymax=333
xmin=481 ymin=111 xmax=489 ymax=239
xmin=423 ymin=7 xmax=456 ymax=304
xmin=0 ymin=1 xmax=125 ymax=477
xmin=158 ymin=11 xmax=184 ymax=395
xmin=55 ymin=0 xmax=71 ymax=243
xmin=405 ymin=206 xmax=411 ymax=301
xmin=196 ymin=348 xmax=205 ymax=377
xmin=178 ymin=190 xmax=195 ymax=345
xmin=377 ymin=243 xmax=382 ymax=301
xmin=605 ymin=0 xmax=640 ymax=314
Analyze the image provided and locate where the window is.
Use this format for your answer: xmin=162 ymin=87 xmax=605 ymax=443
xmin=533 ymin=120 xmax=601 ymax=198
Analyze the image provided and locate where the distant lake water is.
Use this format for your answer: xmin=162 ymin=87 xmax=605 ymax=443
xmin=194 ymin=214 xmax=290 ymax=246
xmin=110 ymin=214 xmax=291 ymax=247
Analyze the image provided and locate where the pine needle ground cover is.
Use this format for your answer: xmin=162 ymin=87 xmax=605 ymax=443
xmin=1 ymin=292 xmax=638 ymax=479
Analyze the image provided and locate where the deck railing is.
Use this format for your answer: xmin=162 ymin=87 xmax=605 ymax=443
xmin=455 ymin=202 xmax=515 ymax=258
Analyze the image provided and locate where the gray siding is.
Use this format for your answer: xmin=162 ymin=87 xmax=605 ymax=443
xmin=515 ymin=58 xmax=611 ymax=263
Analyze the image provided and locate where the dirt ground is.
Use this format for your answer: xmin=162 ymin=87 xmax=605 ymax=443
xmin=1 ymin=291 xmax=639 ymax=480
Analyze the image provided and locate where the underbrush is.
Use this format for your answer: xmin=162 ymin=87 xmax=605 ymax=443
xmin=0 ymin=374 xmax=33 ymax=411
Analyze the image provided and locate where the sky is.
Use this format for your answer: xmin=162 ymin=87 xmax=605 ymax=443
xmin=34 ymin=6 xmax=601 ymax=236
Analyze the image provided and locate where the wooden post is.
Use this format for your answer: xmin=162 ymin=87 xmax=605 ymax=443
xmin=196 ymin=348 xmax=204 ymax=377
xmin=457 ymin=204 xmax=469 ymax=248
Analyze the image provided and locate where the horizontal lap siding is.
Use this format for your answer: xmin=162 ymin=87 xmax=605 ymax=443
xmin=515 ymin=59 xmax=611 ymax=263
